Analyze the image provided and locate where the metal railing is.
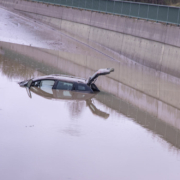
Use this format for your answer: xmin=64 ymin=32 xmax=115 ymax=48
xmin=28 ymin=0 xmax=180 ymax=25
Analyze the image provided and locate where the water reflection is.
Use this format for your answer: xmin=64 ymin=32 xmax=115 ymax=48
xmin=0 ymin=46 xmax=66 ymax=81
xmin=0 ymin=49 xmax=42 ymax=80
xmin=0 ymin=41 xmax=180 ymax=156
xmin=25 ymin=86 xmax=110 ymax=119
xmin=96 ymin=92 xmax=180 ymax=152
xmin=0 ymin=43 xmax=180 ymax=179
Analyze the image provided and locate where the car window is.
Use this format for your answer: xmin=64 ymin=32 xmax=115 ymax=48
xmin=56 ymin=81 xmax=73 ymax=90
xmin=39 ymin=80 xmax=55 ymax=95
xmin=40 ymin=80 xmax=55 ymax=87
xmin=31 ymin=81 xmax=40 ymax=87
xmin=77 ymin=84 xmax=90 ymax=91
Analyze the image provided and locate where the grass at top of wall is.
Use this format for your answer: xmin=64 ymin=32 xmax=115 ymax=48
xmin=170 ymin=2 xmax=180 ymax=6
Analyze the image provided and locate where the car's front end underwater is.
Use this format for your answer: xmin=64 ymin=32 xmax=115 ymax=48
xmin=18 ymin=79 xmax=29 ymax=87
xmin=18 ymin=68 xmax=114 ymax=93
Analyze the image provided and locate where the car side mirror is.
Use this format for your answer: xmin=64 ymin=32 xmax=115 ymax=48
xmin=27 ymin=79 xmax=33 ymax=88
xmin=26 ymin=87 xmax=32 ymax=98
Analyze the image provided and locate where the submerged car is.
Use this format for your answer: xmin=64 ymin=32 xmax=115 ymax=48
xmin=18 ymin=68 xmax=114 ymax=93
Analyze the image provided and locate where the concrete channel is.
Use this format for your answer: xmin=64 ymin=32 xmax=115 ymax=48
xmin=1 ymin=0 xmax=180 ymax=128
xmin=0 ymin=42 xmax=180 ymax=179
xmin=1 ymin=1 xmax=180 ymax=179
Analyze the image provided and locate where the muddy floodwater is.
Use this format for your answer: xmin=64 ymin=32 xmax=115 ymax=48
xmin=0 ymin=42 xmax=180 ymax=180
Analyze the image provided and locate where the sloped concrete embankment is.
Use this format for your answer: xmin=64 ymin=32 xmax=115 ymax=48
xmin=1 ymin=0 xmax=180 ymax=125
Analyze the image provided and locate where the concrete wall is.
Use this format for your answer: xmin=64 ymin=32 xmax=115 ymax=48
xmin=0 ymin=0 xmax=16 ymax=8
xmin=1 ymin=0 xmax=180 ymax=112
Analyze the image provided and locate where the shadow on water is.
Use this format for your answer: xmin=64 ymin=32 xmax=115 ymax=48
xmin=0 ymin=41 xmax=180 ymax=153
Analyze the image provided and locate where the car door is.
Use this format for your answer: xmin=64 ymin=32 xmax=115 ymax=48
xmin=55 ymin=80 xmax=74 ymax=91
xmin=31 ymin=79 xmax=56 ymax=95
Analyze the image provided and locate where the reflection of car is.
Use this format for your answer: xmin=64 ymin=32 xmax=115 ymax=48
xmin=26 ymin=87 xmax=110 ymax=119
xmin=18 ymin=68 xmax=114 ymax=93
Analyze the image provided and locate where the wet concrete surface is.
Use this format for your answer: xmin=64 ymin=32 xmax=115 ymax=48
xmin=0 ymin=7 xmax=88 ymax=53
xmin=0 ymin=43 xmax=180 ymax=180
xmin=1 ymin=6 xmax=180 ymax=180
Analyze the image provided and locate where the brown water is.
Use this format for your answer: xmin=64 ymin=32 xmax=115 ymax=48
xmin=0 ymin=43 xmax=180 ymax=180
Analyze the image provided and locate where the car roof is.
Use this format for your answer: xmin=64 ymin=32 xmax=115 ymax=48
xmin=32 ymin=74 xmax=86 ymax=84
